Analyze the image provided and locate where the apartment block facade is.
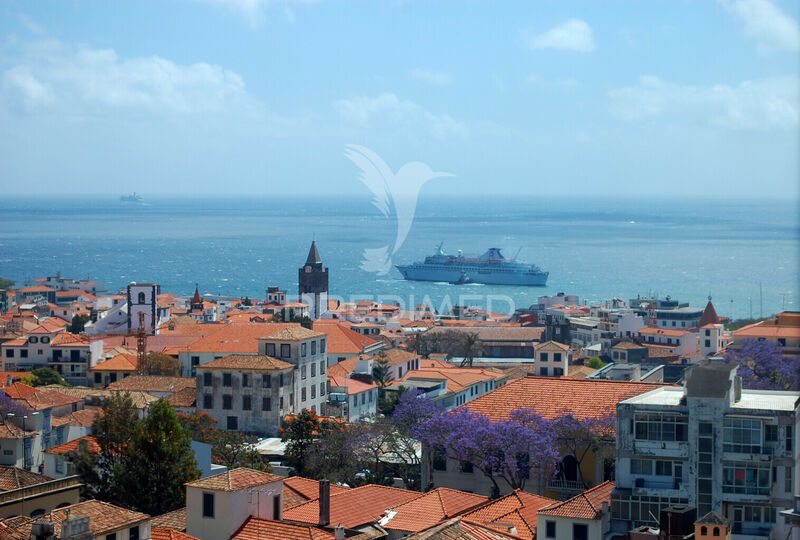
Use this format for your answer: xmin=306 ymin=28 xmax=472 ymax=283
xmin=612 ymin=363 xmax=799 ymax=540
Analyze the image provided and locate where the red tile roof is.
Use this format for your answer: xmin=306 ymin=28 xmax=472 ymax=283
xmin=0 ymin=423 xmax=36 ymax=439
xmin=313 ymin=321 xmax=379 ymax=355
xmin=0 ymin=467 xmax=53 ymax=491
xmin=46 ymin=435 xmax=100 ymax=456
xmin=397 ymin=367 xmax=505 ymax=394
xmin=463 ymin=490 xmax=556 ymax=539
xmin=151 ymin=528 xmax=199 ymax=540
xmin=90 ymin=353 xmax=138 ymax=372
xmin=283 ymin=476 xmax=350 ymax=509
xmin=185 ymin=467 xmax=282 ymax=492
xmin=231 ymin=517 xmax=334 ymax=540
xmin=151 ymin=508 xmax=187 ymax=531
xmin=328 ymin=375 xmax=377 ymax=395
xmin=106 ymin=375 xmax=195 ymax=393
xmin=182 ymin=323 xmax=296 ymax=353
xmin=638 ymin=327 xmax=694 ymax=337
xmin=405 ymin=517 xmax=525 ymax=539
xmin=196 ymin=354 xmax=293 ymax=371
xmin=283 ymin=484 xmax=425 ymax=529
xmin=464 ymin=377 xmax=669 ymax=427
xmin=166 ymin=386 xmax=197 ymax=408
xmin=538 ymin=481 xmax=615 ymax=520
xmin=383 ymin=488 xmax=489 ymax=532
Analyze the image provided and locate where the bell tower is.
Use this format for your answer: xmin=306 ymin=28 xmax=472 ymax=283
xmin=298 ymin=241 xmax=328 ymax=319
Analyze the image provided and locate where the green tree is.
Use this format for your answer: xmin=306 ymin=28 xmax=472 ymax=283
xmin=372 ymin=353 xmax=394 ymax=388
xmin=587 ymin=357 xmax=607 ymax=369
xmin=459 ymin=332 xmax=484 ymax=368
xmin=138 ymin=352 xmax=180 ymax=376
xmin=0 ymin=277 xmax=14 ymax=290
xmin=120 ymin=400 xmax=200 ymax=515
xmin=280 ymin=409 xmax=338 ymax=476
xmin=67 ymin=314 xmax=90 ymax=334
xmin=209 ymin=429 xmax=268 ymax=471
xmin=240 ymin=296 xmax=253 ymax=306
xmin=21 ymin=367 xmax=70 ymax=387
xmin=75 ymin=392 xmax=141 ymax=503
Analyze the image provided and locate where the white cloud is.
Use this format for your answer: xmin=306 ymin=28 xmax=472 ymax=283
xmin=525 ymin=19 xmax=595 ymax=52
xmin=719 ymin=0 xmax=800 ymax=52
xmin=409 ymin=68 xmax=453 ymax=86
xmin=18 ymin=14 xmax=45 ymax=35
xmin=195 ymin=0 xmax=316 ymax=26
xmin=609 ymin=75 xmax=799 ymax=129
xmin=1 ymin=40 xmax=257 ymax=115
xmin=335 ymin=93 xmax=466 ymax=138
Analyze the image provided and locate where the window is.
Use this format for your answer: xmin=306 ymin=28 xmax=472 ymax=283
xmin=553 ymin=367 xmax=563 ymax=377
xmin=553 ymin=353 xmax=561 ymax=362
xmin=311 ymin=363 xmax=316 ymax=377
xmin=787 ymin=426 xmax=793 ymax=452
xmin=301 ymin=365 xmax=307 ymax=380
xmin=242 ymin=396 xmax=252 ymax=410
xmin=712 ymin=527 xmax=719 ymax=537
xmin=320 ymin=360 xmax=325 ymax=374
xmin=540 ymin=367 xmax=548 ymax=376
xmin=262 ymin=397 xmax=271 ymax=411
xmin=540 ymin=352 xmax=548 ymax=362
xmin=227 ymin=416 xmax=238 ymax=430
xmin=41 ymin=337 xmax=49 ymax=344
xmin=223 ymin=395 xmax=232 ymax=410
xmin=203 ymin=395 xmax=213 ymax=409
xmin=106 ymin=534 xmax=117 ymax=540
xmin=242 ymin=374 xmax=249 ymax=387
xmin=765 ymin=424 xmax=778 ymax=442
xmin=634 ymin=413 xmax=688 ymax=442
xmin=223 ymin=373 xmax=232 ymax=387
xmin=94 ymin=372 xmax=102 ymax=384
xmin=265 ymin=343 xmax=276 ymax=356
xmin=273 ymin=495 xmax=281 ymax=520
xmin=705 ymin=339 xmax=711 ymax=347
xmin=361 ymin=392 xmax=366 ymax=405
xmin=311 ymin=340 xmax=317 ymax=355
xmin=311 ymin=385 xmax=316 ymax=399
xmin=279 ymin=373 xmax=284 ymax=386
xmin=280 ymin=344 xmax=290 ymax=357
xmin=55 ymin=457 xmax=63 ymax=473
xmin=129 ymin=526 xmax=140 ymax=540
xmin=262 ymin=374 xmax=271 ymax=388
xmin=786 ymin=466 xmax=793 ymax=493
xmin=203 ymin=373 xmax=212 ymax=386
xmin=545 ymin=521 xmax=556 ymax=538
xmin=460 ymin=461 xmax=473 ymax=473
xmin=321 ymin=339 xmax=326 ymax=352
xmin=723 ymin=417 xmax=762 ymax=453
xmin=573 ymin=524 xmax=588 ymax=540
xmin=701 ymin=526 xmax=708 ymax=536
xmin=20 ymin=350 xmax=27 ymax=358
xmin=202 ymin=492 xmax=215 ymax=517
xmin=301 ymin=343 xmax=307 ymax=356
xmin=5 ymin=350 xmax=12 ymax=358
xmin=29 ymin=336 xmax=38 ymax=344
xmin=138 ymin=292 xmax=146 ymax=304
xmin=280 ymin=396 xmax=284 ymax=409
xmin=433 ymin=451 xmax=447 ymax=471
xmin=301 ymin=387 xmax=307 ymax=402
xmin=191 ymin=355 xmax=200 ymax=366
xmin=320 ymin=383 xmax=325 ymax=396
xmin=723 ymin=461 xmax=771 ymax=495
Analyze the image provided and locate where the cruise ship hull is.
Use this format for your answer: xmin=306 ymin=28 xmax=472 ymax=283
xmin=396 ymin=264 xmax=548 ymax=286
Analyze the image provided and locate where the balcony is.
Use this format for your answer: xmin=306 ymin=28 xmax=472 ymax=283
xmin=546 ymin=477 xmax=585 ymax=494
xmin=631 ymin=477 xmax=688 ymax=498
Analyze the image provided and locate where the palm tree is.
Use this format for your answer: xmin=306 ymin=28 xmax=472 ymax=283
xmin=460 ymin=333 xmax=484 ymax=367
xmin=372 ymin=353 xmax=395 ymax=387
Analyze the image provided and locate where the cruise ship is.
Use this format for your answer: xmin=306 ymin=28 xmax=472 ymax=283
xmin=396 ymin=244 xmax=548 ymax=286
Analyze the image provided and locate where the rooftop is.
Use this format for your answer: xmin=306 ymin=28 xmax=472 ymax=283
xmin=283 ymin=476 xmax=350 ymax=509
xmin=185 ymin=467 xmax=282 ymax=492
xmin=539 ymin=481 xmax=614 ymax=520
xmin=231 ymin=517 xmax=334 ymax=540
xmin=45 ymin=435 xmax=100 ymax=456
xmin=382 ymin=488 xmax=488 ymax=533
xmin=463 ymin=489 xmax=556 ymax=539
xmin=196 ymin=354 xmax=293 ymax=371
xmin=90 ymin=353 xmax=138 ymax=372
xmin=313 ymin=320 xmax=379 ymax=354
xmin=328 ymin=375 xmax=377 ymax=395
xmin=263 ymin=326 xmax=326 ymax=342
xmin=106 ymin=375 xmax=195 ymax=393
xmin=620 ymin=385 xmax=800 ymax=411
xmin=151 ymin=507 xmax=187 ymax=531
xmin=0 ymin=466 xmax=53 ymax=491
xmin=151 ymin=528 xmax=199 ymax=540
xmin=0 ymin=499 xmax=149 ymax=538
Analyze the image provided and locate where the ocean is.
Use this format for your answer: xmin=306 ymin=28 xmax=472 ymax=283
xmin=0 ymin=195 xmax=797 ymax=319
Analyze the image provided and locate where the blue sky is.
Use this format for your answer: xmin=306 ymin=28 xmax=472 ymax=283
xmin=0 ymin=0 xmax=798 ymax=197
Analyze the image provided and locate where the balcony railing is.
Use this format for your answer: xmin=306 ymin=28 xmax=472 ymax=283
xmin=547 ymin=477 xmax=585 ymax=492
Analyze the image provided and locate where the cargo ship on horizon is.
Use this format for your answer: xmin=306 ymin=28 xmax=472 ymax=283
xmin=396 ymin=244 xmax=548 ymax=286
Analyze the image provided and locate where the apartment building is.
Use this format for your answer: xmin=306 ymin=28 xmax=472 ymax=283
xmin=195 ymin=355 xmax=295 ymax=436
xmin=613 ymin=363 xmax=799 ymax=539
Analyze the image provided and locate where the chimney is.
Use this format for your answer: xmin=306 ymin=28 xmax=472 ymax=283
xmin=319 ymin=479 xmax=331 ymax=527
xmin=29 ymin=521 xmax=55 ymax=540
xmin=60 ymin=516 xmax=92 ymax=540
xmin=334 ymin=524 xmax=345 ymax=540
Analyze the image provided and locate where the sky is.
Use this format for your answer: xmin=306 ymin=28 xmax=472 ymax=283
xmin=0 ymin=0 xmax=798 ymax=198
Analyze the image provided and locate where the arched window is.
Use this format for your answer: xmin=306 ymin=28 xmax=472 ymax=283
xmin=713 ymin=527 xmax=719 ymax=537
xmin=557 ymin=455 xmax=579 ymax=483
xmin=701 ymin=526 xmax=708 ymax=536
xmin=30 ymin=509 xmax=45 ymax=519
xmin=138 ymin=292 xmax=146 ymax=304
xmin=56 ymin=502 xmax=71 ymax=509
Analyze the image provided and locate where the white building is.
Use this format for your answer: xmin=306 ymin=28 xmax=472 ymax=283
xmin=613 ymin=363 xmax=799 ymax=539
xmin=327 ymin=375 xmax=378 ymax=422
xmin=534 ymin=341 xmax=571 ymax=377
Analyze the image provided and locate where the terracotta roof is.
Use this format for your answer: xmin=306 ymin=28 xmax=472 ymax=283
xmin=539 ymin=481 xmax=614 ymax=520
xmin=327 ymin=356 xmax=362 ymax=378
xmin=151 ymin=507 xmax=187 ymax=531
xmin=186 ymin=467 xmax=282 ymax=492
xmin=284 ymin=484 xmax=425 ymax=529
xmin=5 ymin=500 xmax=148 ymax=538
xmin=8 ymin=386 xmax=83 ymax=410
xmin=0 ymin=466 xmax=53 ymax=491
xmin=397 ymin=368 xmax=505 ymax=394
xmin=734 ymin=320 xmax=800 ymax=339
xmin=151 ymin=528 xmax=199 ymax=540
xmin=163 ymin=386 xmax=195 ymax=408
xmin=464 ymin=377 xmax=669 ymax=429
xmin=328 ymin=375 xmax=377 ymax=395
xmin=182 ymin=323 xmax=296 ymax=353
xmin=90 ymin=353 xmax=138 ymax=372
xmin=38 ymin=384 xmax=159 ymax=409
xmin=66 ymin=408 xmax=101 ymax=427
xmin=696 ymin=511 xmax=729 ymax=526
xmin=426 ymin=326 xmax=544 ymax=343
xmin=17 ymin=286 xmax=54 ymax=293
xmin=0 ymin=423 xmax=35 ymax=439
xmin=535 ymin=341 xmax=570 ymax=352
xmin=404 ymin=517 xmax=524 ymax=539
xmin=384 ymin=488 xmax=488 ymax=532
xmin=283 ymin=476 xmax=350 ymax=509
xmin=698 ymin=301 xmax=720 ymax=327
xmin=49 ymin=332 xmax=91 ymax=347
xmin=46 ymin=435 xmax=100 ymax=456
xmin=375 ymin=349 xmax=419 ymax=366
xmin=0 ymin=338 xmax=27 ymax=346
xmin=106 ymin=375 xmax=195 ymax=393
xmin=313 ymin=321 xmax=379 ymax=355
xmin=2 ymin=382 xmax=38 ymax=400
xmin=638 ymin=327 xmax=694 ymax=337
xmin=463 ymin=490 xmax=556 ymax=539
xmin=264 ymin=326 xmax=326 ymax=342
xmin=612 ymin=341 xmax=646 ymax=350
xmin=196 ymin=354 xmax=293 ymax=371
xmin=231 ymin=517 xmax=334 ymax=540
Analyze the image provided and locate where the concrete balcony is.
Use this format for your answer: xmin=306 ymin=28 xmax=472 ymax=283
xmin=631 ymin=477 xmax=689 ymax=498
xmin=632 ymin=440 xmax=689 ymax=459
xmin=546 ymin=477 xmax=585 ymax=494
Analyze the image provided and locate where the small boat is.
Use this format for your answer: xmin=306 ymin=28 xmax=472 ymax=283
xmin=120 ymin=192 xmax=144 ymax=203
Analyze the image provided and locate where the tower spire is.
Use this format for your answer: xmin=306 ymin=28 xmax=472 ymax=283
xmin=306 ymin=240 xmax=322 ymax=265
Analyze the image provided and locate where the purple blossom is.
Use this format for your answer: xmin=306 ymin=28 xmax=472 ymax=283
xmin=725 ymin=338 xmax=800 ymax=391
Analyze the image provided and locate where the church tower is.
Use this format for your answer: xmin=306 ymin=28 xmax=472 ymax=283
xmin=298 ymin=241 xmax=328 ymax=319
xmin=190 ymin=284 xmax=204 ymax=313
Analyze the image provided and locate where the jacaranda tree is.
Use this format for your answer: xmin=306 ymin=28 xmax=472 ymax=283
xmin=725 ymin=338 xmax=800 ymax=390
